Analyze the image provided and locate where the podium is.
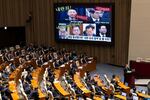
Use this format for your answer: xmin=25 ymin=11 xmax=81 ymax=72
xmin=124 ymin=72 xmax=135 ymax=88
xmin=130 ymin=60 xmax=150 ymax=79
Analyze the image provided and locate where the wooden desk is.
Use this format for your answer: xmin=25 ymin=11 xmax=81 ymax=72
xmin=74 ymin=73 xmax=91 ymax=96
xmin=53 ymin=58 xmax=96 ymax=98
xmin=9 ymin=60 xmax=47 ymax=100
xmin=117 ymin=82 xmax=130 ymax=93
xmin=137 ymin=92 xmax=150 ymax=99
xmin=9 ymin=80 xmax=19 ymax=100
xmin=0 ymin=64 xmax=4 ymax=71
xmin=32 ymin=62 xmax=51 ymax=99
xmin=114 ymin=95 xmax=126 ymax=100
xmin=0 ymin=62 xmax=9 ymax=71
xmin=93 ymin=96 xmax=103 ymax=100
xmin=115 ymin=77 xmax=130 ymax=93
xmin=130 ymin=60 xmax=150 ymax=79
xmin=53 ymin=81 xmax=70 ymax=96
xmin=31 ymin=67 xmax=47 ymax=100
xmin=54 ymin=64 xmax=66 ymax=79
xmin=93 ymin=76 xmax=112 ymax=96
xmin=9 ymin=67 xmax=22 ymax=100
xmin=78 ymin=59 xmax=96 ymax=78
xmin=13 ymin=57 xmax=20 ymax=66
xmin=84 ymin=59 xmax=96 ymax=72
xmin=11 ymin=92 xmax=20 ymax=100
xmin=53 ymin=59 xmax=96 ymax=79
xmin=9 ymin=63 xmax=35 ymax=100
xmin=38 ymin=89 xmax=47 ymax=100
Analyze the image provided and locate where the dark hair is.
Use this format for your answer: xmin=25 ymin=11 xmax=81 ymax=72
xmin=112 ymin=74 xmax=116 ymax=78
xmin=89 ymin=9 xmax=95 ymax=14
xmin=85 ymin=24 xmax=95 ymax=30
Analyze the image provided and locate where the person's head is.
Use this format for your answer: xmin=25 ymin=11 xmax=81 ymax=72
xmin=90 ymin=9 xmax=103 ymax=19
xmin=99 ymin=25 xmax=107 ymax=34
xmin=58 ymin=25 xmax=67 ymax=36
xmin=112 ymin=74 xmax=116 ymax=79
xmin=72 ymin=25 xmax=81 ymax=35
xmin=85 ymin=24 xmax=95 ymax=36
xmin=67 ymin=9 xmax=77 ymax=19
xmin=125 ymin=64 xmax=129 ymax=68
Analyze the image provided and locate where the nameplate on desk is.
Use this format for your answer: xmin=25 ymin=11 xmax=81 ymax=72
xmin=10 ymin=59 xmax=14 ymax=61
xmin=88 ymin=61 xmax=92 ymax=63
xmin=32 ymin=77 xmax=37 ymax=79
xmin=88 ymin=57 xmax=93 ymax=60
xmin=60 ymin=64 xmax=65 ymax=67
xmin=27 ymin=60 xmax=31 ymax=63
xmin=54 ymin=80 xmax=59 ymax=83
xmin=49 ymin=60 xmax=53 ymax=62
xmin=78 ymin=66 xmax=83 ymax=69
xmin=43 ymin=62 xmax=48 ymax=65
xmin=82 ymin=88 xmax=87 ymax=90
xmin=66 ymin=62 xmax=69 ymax=64
xmin=9 ymin=81 xmax=15 ymax=84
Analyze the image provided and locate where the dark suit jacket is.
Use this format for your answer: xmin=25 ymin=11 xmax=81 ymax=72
xmin=88 ymin=15 xmax=110 ymax=23
xmin=83 ymin=31 xmax=97 ymax=36
xmin=96 ymin=33 xmax=110 ymax=37
xmin=124 ymin=67 xmax=132 ymax=83
xmin=124 ymin=67 xmax=131 ymax=74
xmin=29 ymin=89 xmax=39 ymax=100
xmin=87 ymin=17 xmax=100 ymax=23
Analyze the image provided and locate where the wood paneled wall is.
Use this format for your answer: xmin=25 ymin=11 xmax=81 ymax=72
xmin=0 ymin=0 xmax=131 ymax=66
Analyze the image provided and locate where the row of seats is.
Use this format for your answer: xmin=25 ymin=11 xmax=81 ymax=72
xmin=0 ymin=44 xmax=150 ymax=100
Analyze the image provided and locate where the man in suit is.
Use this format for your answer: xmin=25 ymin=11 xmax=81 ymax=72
xmin=97 ymin=25 xmax=108 ymax=37
xmin=29 ymin=88 xmax=39 ymax=100
xmin=72 ymin=25 xmax=81 ymax=36
xmin=66 ymin=9 xmax=77 ymax=21
xmin=87 ymin=9 xmax=104 ymax=23
xmin=124 ymin=64 xmax=133 ymax=85
xmin=83 ymin=24 xmax=96 ymax=36
xmin=58 ymin=25 xmax=68 ymax=39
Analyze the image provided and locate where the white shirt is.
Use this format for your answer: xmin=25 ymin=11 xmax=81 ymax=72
xmin=99 ymin=33 xmax=106 ymax=37
xmin=0 ymin=72 xmax=2 ymax=78
xmin=91 ymin=17 xmax=100 ymax=22
xmin=21 ymin=69 xmax=28 ymax=79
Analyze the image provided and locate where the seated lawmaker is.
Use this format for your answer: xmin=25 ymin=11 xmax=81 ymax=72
xmin=59 ymin=57 xmax=64 ymax=65
xmin=63 ymin=54 xmax=69 ymax=63
xmin=70 ymin=60 xmax=78 ymax=69
xmin=29 ymin=87 xmax=39 ymax=100
xmin=1 ymin=84 xmax=13 ymax=100
xmin=54 ymin=60 xmax=60 ymax=68
xmin=111 ymin=74 xmax=118 ymax=89
xmin=87 ymin=9 xmax=103 ymax=23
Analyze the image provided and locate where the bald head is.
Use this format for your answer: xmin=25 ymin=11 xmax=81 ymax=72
xmin=67 ymin=9 xmax=77 ymax=18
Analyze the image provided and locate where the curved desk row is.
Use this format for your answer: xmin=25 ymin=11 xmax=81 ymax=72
xmin=93 ymin=75 xmax=112 ymax=96
xmin=53 ymin=81 xmax=70 ymax=97
xmin=9 ymin=59 xmax=40 ymax=100
xmin=31 ymin=62 xmax=51 ymax=100
xmin=74 ymin=72 xmax=91 ymax=96
xmin=115 ymin=76 xmax=130 ymax=93
xmin=53 ymin=58 xmax=97 ymax=99
xmin=9 ymin=65 xmax=24 ymax=100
